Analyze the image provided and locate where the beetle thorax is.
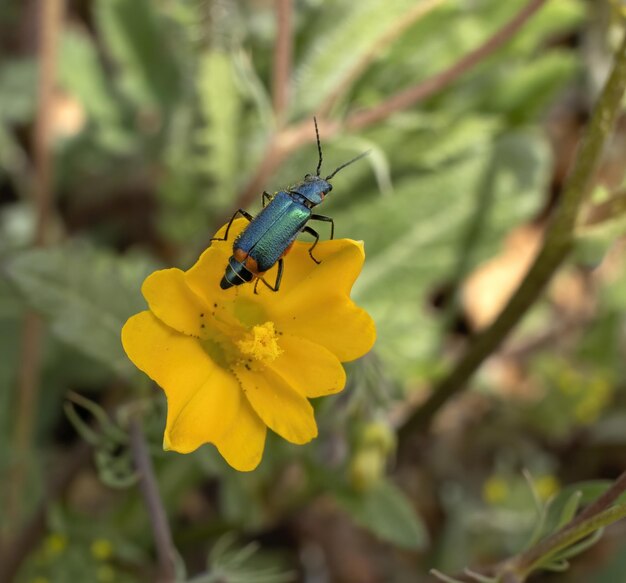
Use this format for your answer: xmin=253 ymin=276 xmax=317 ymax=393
xmin=289 ymin=174 xmax=332 ymax=207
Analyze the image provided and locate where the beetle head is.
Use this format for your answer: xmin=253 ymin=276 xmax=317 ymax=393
xmin=290 ymin=174 xmax=332 ymax=207
xmin=290 ymin=117 xmax=368 ymax=207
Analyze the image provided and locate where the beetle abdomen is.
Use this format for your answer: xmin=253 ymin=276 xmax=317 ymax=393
xmin=220 ymin=256 xmax=254 ymax=289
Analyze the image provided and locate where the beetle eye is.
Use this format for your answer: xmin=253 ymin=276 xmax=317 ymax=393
xmin=304 ymin=173 xmax=312 ymax=179
xmin=327 ymin=184 xmax=333 ymax=192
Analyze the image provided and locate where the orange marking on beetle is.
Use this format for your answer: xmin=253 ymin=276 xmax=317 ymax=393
xmin=245 ymin=255 xmax=260 ymax=274
xmin=233 ymin=248 xmax=248 ymax=262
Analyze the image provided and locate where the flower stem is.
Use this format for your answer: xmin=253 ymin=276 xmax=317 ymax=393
xmin=399 ymin=25 xmax=626 ymax=439
xmin=511 ymin=504 xmax=626 ymax=578
xmin=129 ymin=417 xmax=178 ymax=583
xmin=6 ymin=0 xmax=64 ymax=538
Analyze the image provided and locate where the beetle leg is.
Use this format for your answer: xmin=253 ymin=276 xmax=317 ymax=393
xmin=302 ymin=226 xmax=321 ymax=264
xmin=256 ymin=259 xmax=283 ymax=293
xmin=211 ymin=209 xmax=254 ymax=242
xmin=309 ymin=214 xmax=334 ymax=239
xmin=262 ymin=191 xmax=273 ymax=208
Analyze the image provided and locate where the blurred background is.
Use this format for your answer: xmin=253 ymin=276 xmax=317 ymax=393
xmin=2 ymin=0 xmax=626 ymax=581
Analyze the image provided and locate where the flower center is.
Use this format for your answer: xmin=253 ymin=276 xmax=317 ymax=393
xmin=237 ymin=322 xmax=283 ymax=364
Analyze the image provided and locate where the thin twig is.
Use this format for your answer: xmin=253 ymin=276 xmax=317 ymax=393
xmin=232 ymin=0 xmax=547 ymax=219
xmin=344 ymin=0 xmax=549 ymax=131
xmin=447 ymin=470 xmax=626 ymax=582
xmin=568 ymin=470 xmax=626 ymax=528
xmin=272 ymin=0 xmax=293 ymax=125
xmin=318 ymin=0 xmax=446 ymax=118
xmin=6 ymin=0 xmax=64 ymax=536
xmin=129 ymin=417 xmax=177 ymax=583
xmin=399 ymin=28 xmax=626 ymax=438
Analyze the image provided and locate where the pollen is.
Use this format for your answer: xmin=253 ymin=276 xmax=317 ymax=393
xmin=237 ymin=322 xmax=283 ymax=363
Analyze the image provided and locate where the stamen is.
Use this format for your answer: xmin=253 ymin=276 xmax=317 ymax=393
xmin=237 ymin=322 xmax=283 ymax=363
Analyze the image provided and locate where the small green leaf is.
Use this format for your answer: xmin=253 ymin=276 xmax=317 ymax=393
xmin=4 ymin=243 xmax=156 ymax=376
xmin=95 ymin=0 xmax=181 ymax=111
xmin=58 ymin=28 xmax=121 ymax=128
xmin=0 ymin=59 xmax=37 ymax=123
xmin=197 ymin=50 xmax=242 ymax=206
xmin=292 ymin=0 xmax=422 ymax=115
xmin=556 ymin=491 xmax=583 ymax=530
xmin=542 ymin=481 xmax=614 ymax=535
xmin=335 ymin=479 xmax=428 ymax=550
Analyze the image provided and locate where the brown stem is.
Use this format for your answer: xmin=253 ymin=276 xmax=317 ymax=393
xmin=233 ymin=0 xmax=547 ymax=218
xmin=129 ymin=417 xmax=177 ymax=583
xmin=568 ymin=470 xmax=626 ymax=528
xmin=399 ymin=28 xmax=626 ymax=439
xmin=447 ymin=469 xmax=626 ymax=582
xmin=272 ymin=0 xmax=293 ymax=125
xmin=318 ymin=0 xmax=446 ymax=117
xmin=345 ymin=0 xmax=549 ymax=131
xmin=6 ymin=0 xmax=64 ymax=536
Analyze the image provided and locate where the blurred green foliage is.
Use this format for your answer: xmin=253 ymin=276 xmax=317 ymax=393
xmin=2 ymin=0 xmax=626 ymax=581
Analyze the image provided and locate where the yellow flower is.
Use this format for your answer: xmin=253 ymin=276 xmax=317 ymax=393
xmin=122 ymin=219 xmax=376 ymax=471
xmin=534 ymin=475 xmax=560 ymax=501
xmin=43 ymin=533 xmax=67 ymax=557
xmin=90 ymin=538 xmax=114 ymax=561
xmin=482 ymin=476 xmax=509 ymax=504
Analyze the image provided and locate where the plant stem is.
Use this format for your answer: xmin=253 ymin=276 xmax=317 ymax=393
xmin=318 ymin=0 xmax=446 ymax=117
xmin=399 ymin=27 xmax=626 ymax=439
xmin=511 ymin=504 xmax=626 ymax=578
xmin=272 ymin=0 xmax=293 ymax=126
xmin=6 ymin=0 xmax=64 ymax=536
xmin=345 ymin=0 xmax=549 ymax=130
xmin=129 ymin=417 xmax=177 ymax=583
xmin=231 ymin=0 xmax=547 ymax=219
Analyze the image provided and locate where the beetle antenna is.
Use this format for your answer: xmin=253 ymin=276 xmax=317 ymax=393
xmin=314 ymin=117 xmax=323 ymax=176
xmin=325 ymin=150 xmax=369 ymax=181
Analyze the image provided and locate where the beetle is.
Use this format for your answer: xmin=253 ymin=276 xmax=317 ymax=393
xmin=213 ymin=118 xmax=367 ymax=293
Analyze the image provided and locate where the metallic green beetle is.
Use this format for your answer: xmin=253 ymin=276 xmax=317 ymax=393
xmin=214 ymin=119 xmax=367 ymax=293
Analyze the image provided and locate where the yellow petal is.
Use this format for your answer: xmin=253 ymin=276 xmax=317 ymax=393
xmin=234 ymin=366 xmax=318 ymax=444
xmin=269 ymin=335 xmax=346 ymax=397
xmin=121 ymin=312 xmax=240 ymax=450
xmin=215 ymin=398 xmax=267 ymax=471
xmin=122 ymin=311 xmax=212 ymax=390
xmin=276 ymin=238 xmax=365 ymax=298
xmin=141 ymin=268 xmax=208 ymax=337
xmin=185 ymin=218 xmax=253 ymax=306
xmin=165 ymin=365 xmax=243 ymax=454
xmin=271 ymin=295 xmax=375 ymax=362
xmin=258 ymin=239 xmax=375 ymax=361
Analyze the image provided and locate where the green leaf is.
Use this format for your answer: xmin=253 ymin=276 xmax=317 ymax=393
xmin=542 ymin=481 xmax=615 ymax=536
xmin=59 ymin=28 xmax=121 ymax=127
xmin=95 ymin=0 xmax=181 ymax=111
xmin=0 ymin=58 xmax=37 ymax=123
xmin=485 ymin=51 xmax=579 ymax=123
xmin=335 ymin=128 xmax=549 ymax=375
xmin=197 ymin=50 xmax=242 ymax=205
xmin=292 ymin=0 xmax=423 ymax=115
xmin=4 ymin=243 xmax=157 ymax=376
xmin=335 ymin=479 xmax=428 ymax=550
xmin=508 ymin=0 xmax=586 ymax=55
